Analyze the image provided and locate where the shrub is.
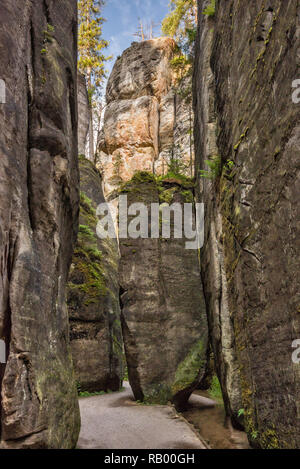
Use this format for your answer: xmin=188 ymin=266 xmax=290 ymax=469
xmin=203 ymin=0 xmax=216 ymax=17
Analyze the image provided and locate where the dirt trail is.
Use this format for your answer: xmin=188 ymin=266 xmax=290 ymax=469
xmin=77 ymin=382 xmax=207 ymax=449
xmin=183 ymin=392 xmax=249 ymax=449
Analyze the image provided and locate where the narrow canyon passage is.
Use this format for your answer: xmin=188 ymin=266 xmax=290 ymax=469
xmin=0 ymin=0 xmax=299 ymax=450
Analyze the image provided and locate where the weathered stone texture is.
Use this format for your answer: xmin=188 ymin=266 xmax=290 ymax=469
xmin=68 ymin=158 xmax=123 ymax=393
xmin=0 ymin=0 xmax=80 ymax=448
xmin=77 ymin=73 xmax=90 ymax=156
xmin=99 ymin=38 xmax=194 ymax=196
xmin=194 ymin=0 xmax=300 ymax=448
xmin=119 ymin=173 xmax=208 ymax=407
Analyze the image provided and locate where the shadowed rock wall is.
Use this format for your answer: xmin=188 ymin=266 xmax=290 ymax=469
xmin=68 ymin=157 xmax=123 ymax=393
xmin=194 ymin=0 xmax=300 ymax=448
xmin=77 ymin=73 xmax=90 ymax=156
xmin=0 ymin=0 xmax=80 ymax=448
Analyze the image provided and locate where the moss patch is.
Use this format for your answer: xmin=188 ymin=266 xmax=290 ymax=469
xmin=171 ymin=340 xmax=205 ymax=396
xmin=68 ymin=191 xmax=107 ymax=307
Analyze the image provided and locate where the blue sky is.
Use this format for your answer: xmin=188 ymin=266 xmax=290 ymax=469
xmin=102 ymin=0 xmax=170 ymax=78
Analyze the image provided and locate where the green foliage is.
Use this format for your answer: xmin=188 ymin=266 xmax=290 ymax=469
xmin=238 ymin=408 xmax=245 ymax=417
xmin=78 ymin=0 xmax=110 ymax=99
xmin=157 ymin=170 xmax=194 ymax=188
xmin=180 ymin=190 xmax=194 ymax=203
xmin=162 ymin=0 xmax=197 ymax=41
xmin=199 ymin=156 xmax=234 ymax=180
xmin=170 ymin=54 xmax=192 ymax=80
xmin=68 ymin=190 xmax=107 ymax=306
xmin=167 ymin=157 xmax=189 ymax=176
xmin=203 ymin=0 xmax=216 ymax=17
xmin=47 ymin=24 xmax=55 ymax=33
xmin=79 ymin=224 xmax=95 ymax=238
xmin=80 ymin=191 xmax=96 ymax=215
xmin=208 ymin=375 xmax=223 ymax=404
xmin=199 ymin=155 xmax=221 ymax=179
xmin=162 ymin=0 xmax=197 ymax=82
xmin=78 ymin=388 xmax=125 ymax=398
xmin=131 ymin=171 xmax=157 ymax=184
xmin=172 ymin=340 xmax=205 ymax=396
xmin=226 ymin=159 xmax=234 ymax=170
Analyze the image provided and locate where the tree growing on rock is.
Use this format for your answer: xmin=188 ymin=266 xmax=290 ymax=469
xmin=78 ymin=0 xmax=110 ymax=161
xmin=162 ymin=0 xmax=197 ymax=43
xmin=162 ymin=0 xmax=197 ymax=79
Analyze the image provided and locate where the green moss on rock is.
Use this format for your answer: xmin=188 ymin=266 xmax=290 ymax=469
xmin=171 ymin=339 xmax=205 ymax=396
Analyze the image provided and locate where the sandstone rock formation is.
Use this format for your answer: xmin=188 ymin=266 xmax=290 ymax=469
xmin=78 ymin=73 xmax=90 ymax=156
xmin=119 ymin=172 xmax=208 ymax=407
xmin=194 ymin=0 xmax=300 ymax=448
xmin=0 ymin=0 xmax=80 ymax=448
xmin=98 ymin=38 xmax=194 ymax=196
xmin=98 ymin=38 xmax=208 ymax=407
xmin=68 ymin=157 xmax=123 ymax=393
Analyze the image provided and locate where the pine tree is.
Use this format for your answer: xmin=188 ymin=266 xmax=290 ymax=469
xmin=162 ymin=0 xmax=197 ymax=41
xmin=78 ymin=0 xmax=110 ymax=160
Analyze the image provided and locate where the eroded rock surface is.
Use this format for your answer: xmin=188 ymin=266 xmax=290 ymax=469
xmin=78 ymin=73 xmax=90 ymax=156
xmin=119 ymin=173 xmax=208 ymax=407
xmin=99 ymin=38 xmax=194 ymax=196
xmin=0 ymin=0 xmax=80 ymax=448
xmin=194 ymin=0 xmax=300 ymax=448
xmin=68 ymin=158 xmax=123 ymax=393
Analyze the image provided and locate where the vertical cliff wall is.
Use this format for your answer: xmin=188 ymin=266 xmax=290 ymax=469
xmin=68 ymin=157 xmax=123 ymax=393
xmin=194 ymin=0 xmax=300 ymax=448
xmin=0 ymin=0 xmax=80 ymax=448
xmin=99 ymin=38 xmax=194 ymax=196
xmin=77 ymin=73 xmax=90 ymax=156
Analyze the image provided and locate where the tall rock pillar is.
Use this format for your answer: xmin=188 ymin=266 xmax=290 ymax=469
xmin=0 ymin=0 xmax=80 ymax=448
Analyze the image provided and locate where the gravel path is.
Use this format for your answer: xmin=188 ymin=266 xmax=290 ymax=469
xmin=77 ymin=382 xmax=207 ymax=449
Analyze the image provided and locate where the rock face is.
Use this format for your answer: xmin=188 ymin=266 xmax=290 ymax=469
xmin=99 ymin=38 xmax=208 ymax=407
xmin=194 ymin=0 xmax=300 ymax=448
xmin=68 ymin=157 xmax=123 ymax=393
xmin=99 ymin=38 xmax=194 ymax=196
xmin=119 ymin=173 xmax=208 ymax=407
xmin=77 ymin=73 xmax=90 ymax=156
xmin=0 ymin=0 xmax=80 ymax=448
